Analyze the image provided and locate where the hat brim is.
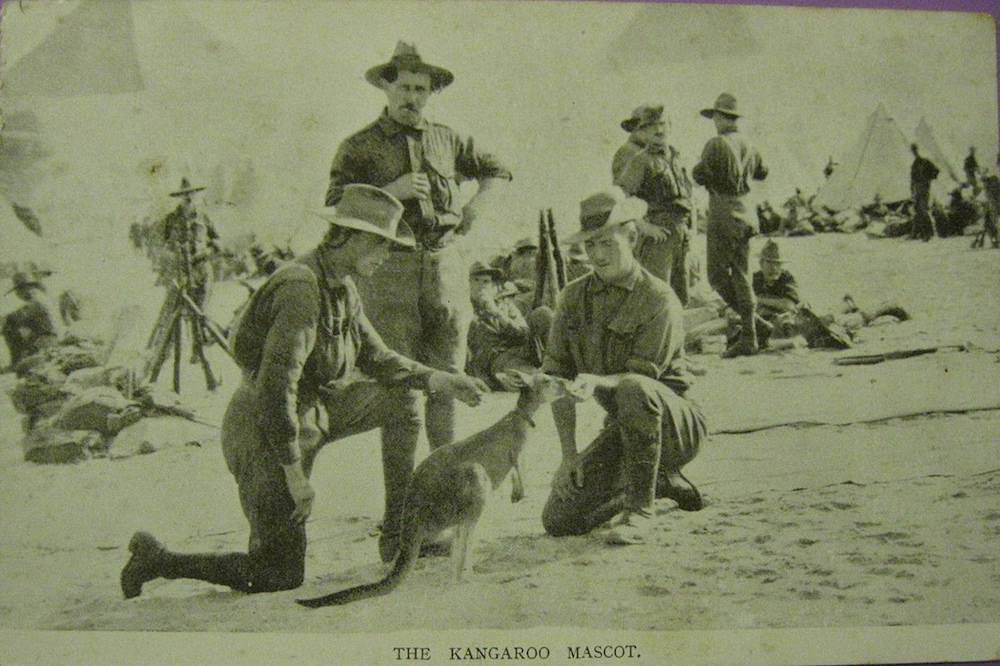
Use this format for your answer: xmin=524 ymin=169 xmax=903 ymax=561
xmin=5 ymin=280 xmax=44 ymax=296
xmin=169 ymin=186 xmax=206 ymax=197
xmin=310 ymin=210 xmax=416 ymax=249
xmin=365 ymin=62 xmax=454 ymax=91
xmin=700 ymin=107 xmax=742 ymax=119
xmin=566 ymin=198 xmax=647 ymax=245
xmin=620 ymin=118 xmax=640 ymax=132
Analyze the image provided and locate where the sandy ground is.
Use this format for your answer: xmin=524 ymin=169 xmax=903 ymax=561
xmin=1 ymin=233 xmax=999 ymax=662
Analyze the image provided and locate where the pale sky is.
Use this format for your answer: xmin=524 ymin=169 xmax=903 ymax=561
xmin=0 ymin=0 xmax=997 ymax=255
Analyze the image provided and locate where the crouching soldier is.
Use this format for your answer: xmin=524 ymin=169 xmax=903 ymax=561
xmin=541 ymin=189 xmax=707 ymax=546
xmin=120 ymin=185 xmax=488 ymax=598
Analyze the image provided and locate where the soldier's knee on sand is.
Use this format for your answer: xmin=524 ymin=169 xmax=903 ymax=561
xmin=249 ymin=562 xmax=305 ymax=593
xmin=611 ymin=375 xmax=661 ymax=419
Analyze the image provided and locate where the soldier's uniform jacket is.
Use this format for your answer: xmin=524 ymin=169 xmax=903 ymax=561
xmin=612 ymin=139 xmax=692 ymax=224
xmin=325 ymin=111 xmax=512 ymax=247
xmin=542 ymin=264 xmax=693 ymax=396
xmin=229 ymin=251 xmax=435 ymax=465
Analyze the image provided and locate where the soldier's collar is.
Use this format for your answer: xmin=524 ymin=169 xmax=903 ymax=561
xmin=378 ymin=109 xmax=429 ymax=136
xmin=629 ymin=135 xmax=666 ymax=153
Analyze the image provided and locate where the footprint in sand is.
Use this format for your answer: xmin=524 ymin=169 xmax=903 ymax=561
xmin=638 ymin=584 xmax=671 ymax=597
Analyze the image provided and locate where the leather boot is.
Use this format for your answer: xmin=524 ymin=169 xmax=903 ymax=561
xmin=120 ymin=531 xmax=168 ymax=599
xmin=619 ymin=427 xmax=662 ymax=511
xmin=656 ymin=469 xmax=703 ymax=511
xmin=159 ymin=551 xmax=255 ymax=592
xmin=121 ymin=532 xmax=260 ymax=597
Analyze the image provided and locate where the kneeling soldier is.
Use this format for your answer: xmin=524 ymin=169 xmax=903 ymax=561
xmin=121 ymin=185 xmax=487 ymax=598
xmin=541 ymin=189 xmax=707 ymax=545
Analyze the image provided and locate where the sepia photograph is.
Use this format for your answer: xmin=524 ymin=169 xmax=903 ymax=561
xmin=0 ymin=0 xmax=998 ymax=663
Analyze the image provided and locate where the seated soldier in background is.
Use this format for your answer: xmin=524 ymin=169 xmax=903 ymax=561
xmin=2 ymin=272 xmax=61 ymax=372
xmin=752 ymin=239 xmax=909 ymax=349
xmin=502 ymin=236 xmax=541 ymax=316
xmin=753 ymin=239 xmax=801 ymax=329
xmin=467 ymin=261 xmax=534 ymax=387
xmin=466 ymin=260 xmax=551 ymax=389
xmin=756 ymin=201 xmax=781 ymax=235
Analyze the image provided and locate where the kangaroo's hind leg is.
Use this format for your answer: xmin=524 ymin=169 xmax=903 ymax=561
xmin=452 ymin=463 xmax=490 ymax=582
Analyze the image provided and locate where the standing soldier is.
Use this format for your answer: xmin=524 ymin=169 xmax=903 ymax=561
xmin=692 ymin=93 xmax=768 ymax=358
xmin=163 ymin=178 xmax=220 ymax=314
xmin=963 ymin=146 xmax=979 ymax=193
xmin=325 ymin=42 xmax=511 ymax=452
xmin=612 ymin=104 xmax=693 ymax=305
xmin=909 ymin=143 xmax=939 ymax=242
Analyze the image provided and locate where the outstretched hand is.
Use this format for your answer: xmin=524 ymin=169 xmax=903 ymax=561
xmin=428 ymin=371 xmax=489 ymax=407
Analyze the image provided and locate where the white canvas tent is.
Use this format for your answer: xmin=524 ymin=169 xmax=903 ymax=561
xmin=813 ymin=104 xmax=914 ymax=211
xmin=913 ymin=116 xmax=961 ymax=201
xmin=1 ymin=0 xmax=143 ymax=97
xmin=0 ymin=0 xmax=273 ymax=246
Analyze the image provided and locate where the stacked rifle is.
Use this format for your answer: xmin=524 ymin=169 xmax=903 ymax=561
xmin=533 ymin=208 xmax=566 ymax=310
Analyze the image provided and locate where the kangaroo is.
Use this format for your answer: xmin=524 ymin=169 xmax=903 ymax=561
xmin=297 ymin=370 xmax=580 ymax=607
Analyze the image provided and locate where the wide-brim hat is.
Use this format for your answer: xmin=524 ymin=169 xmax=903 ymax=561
xmin=4 ymin=271 xmax=45 ymax=295
xmin=311 ymin=184 xmax=415 ymax=248
xmin=700 ymin=92 xmax=742 ymax=119
xmin=469 ymin=260 xmax=504 ymax=279
xmin=759 ymin=239 xmax=784 ymax=263
xmin=365 ymin=41 xmax=454 ymax=92
xmin=566 ymin=188 xmax=648 ymax=245
xmin=512 ymin=236 xmax=538 ymax=253
xmin=621 ymin=104 xmax=664 ymax=133
xmin=169 ymin=177 xmax=206 ymax=198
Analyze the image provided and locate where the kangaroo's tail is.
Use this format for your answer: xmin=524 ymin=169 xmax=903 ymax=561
xmin=297 ymin=523 xmax=424 ymax=608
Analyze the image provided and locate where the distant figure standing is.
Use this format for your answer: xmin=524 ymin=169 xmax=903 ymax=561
xmin=964 ymin=146 xmax=979 ymax=192
xmin=325 ymin=42 xmax=512 ymax=451
xmin=909 ymin=143 xmax=939 ymax=241
xmin=162 ymin=178 xmax=220 ymax=312
xmin=692 ymin=93 xmax=768 ymax=358
xmin=612 ymin=104 xmax=693 ymax=305
xmin=975 ymin=156 xmax=1000 ymax=249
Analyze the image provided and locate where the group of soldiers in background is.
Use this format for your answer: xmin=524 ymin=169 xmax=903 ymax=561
xmin=754 ymin=144 xmax=1000 ymax=245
